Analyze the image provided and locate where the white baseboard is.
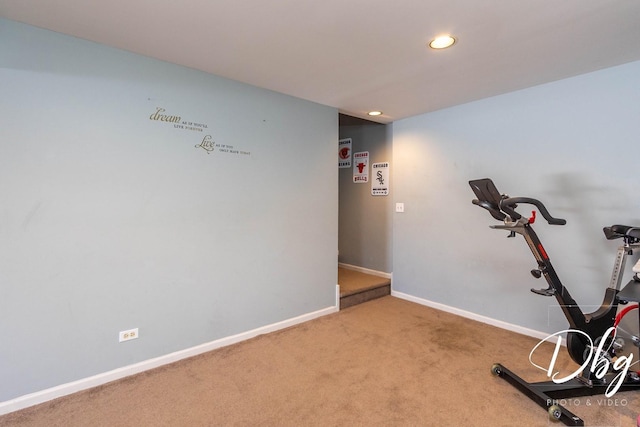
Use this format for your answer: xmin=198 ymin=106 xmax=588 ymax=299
xmin=338 ymin=263 xmax=391 ymax=279
xmin=0 ymin=305 xmax=338 ymax=416
xmin=391 ymin=290 xmax=552 ymax=342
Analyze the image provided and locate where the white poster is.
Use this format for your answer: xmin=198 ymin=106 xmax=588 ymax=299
xmin=338 ymin=138 xmax=352 ymax=168
xmin=353 ymin=151 xmax=369 ymax=183
xmin=371 ymin=162 xmax=389 ymax=195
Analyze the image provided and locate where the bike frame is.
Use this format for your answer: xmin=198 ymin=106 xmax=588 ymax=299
xmin=470 ymin=178 xmax=640 ymax=426
xmin=470 ymin=178 xmax=640 ymax=364
xmin=492 ymin=217 xmax=639 ymax=365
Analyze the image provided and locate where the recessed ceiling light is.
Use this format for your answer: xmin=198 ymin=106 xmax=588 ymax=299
xmin=368 ymin=111 xmax=383 ymax=116
xmin=429 ymin=35 xmax=456 ymax=49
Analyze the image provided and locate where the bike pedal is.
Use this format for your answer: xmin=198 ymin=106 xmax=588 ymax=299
xmin=627 ymin=371 xmax=640 ymax=383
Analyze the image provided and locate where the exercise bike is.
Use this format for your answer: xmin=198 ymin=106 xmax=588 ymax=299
xmin=469 ymin=178 xmax=640 ymax=426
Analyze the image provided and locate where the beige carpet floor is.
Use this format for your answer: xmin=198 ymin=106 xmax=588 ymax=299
xmin=1 ymin=296 xmax=638 ymax=426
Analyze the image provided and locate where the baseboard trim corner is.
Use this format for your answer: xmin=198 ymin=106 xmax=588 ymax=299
xmin=0 ymin=305 xmax=338 ymax=416
xmin=391 ymin=290 xmax=551 ymax=342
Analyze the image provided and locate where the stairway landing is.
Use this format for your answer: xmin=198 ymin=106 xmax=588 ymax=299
xmin=338 ymin=267 xmax=391 ymax=309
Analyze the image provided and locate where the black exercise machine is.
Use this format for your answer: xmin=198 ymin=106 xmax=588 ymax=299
xmin=469 ymin=178 xmax=640 ymax=426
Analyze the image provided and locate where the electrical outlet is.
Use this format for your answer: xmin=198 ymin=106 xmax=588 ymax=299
xmin=119 ymin=328 xmax=139 ymax=343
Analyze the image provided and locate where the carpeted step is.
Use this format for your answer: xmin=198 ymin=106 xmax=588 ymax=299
xmin=340 ymin=283 xmax=390 ymax=309
xmin=338 ymin=266 xmax=391 ymax=309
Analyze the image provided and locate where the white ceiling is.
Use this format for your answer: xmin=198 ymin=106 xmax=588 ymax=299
xmin=2 ymin=1 xmax=640 ymax=123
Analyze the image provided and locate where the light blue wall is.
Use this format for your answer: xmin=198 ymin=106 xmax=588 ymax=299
xmin=393 ymin=60 xmax=640 ymax=334
xmin=0 ymin=18 xmax=338 ymax=402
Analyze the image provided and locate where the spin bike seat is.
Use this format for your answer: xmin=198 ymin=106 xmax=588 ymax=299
xmin=603 ymin=224 xmax=640 ymax=241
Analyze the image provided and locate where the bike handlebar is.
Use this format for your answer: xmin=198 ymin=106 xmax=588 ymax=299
xmin=469 ymin=178 xmax=566 ymax=226
xmin=500 ymin=197 xmax=566 ymax=225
